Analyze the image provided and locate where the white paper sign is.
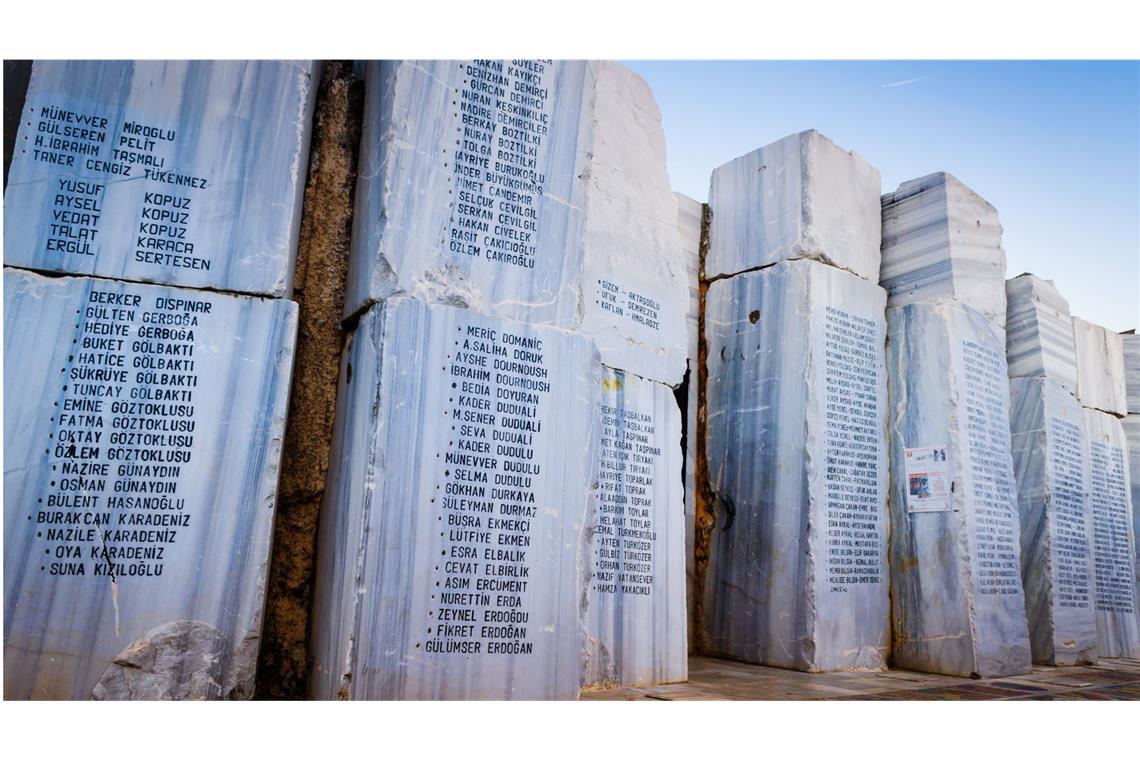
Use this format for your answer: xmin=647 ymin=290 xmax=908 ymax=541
xmin=904 ymin=446 xmax=951 ymax=513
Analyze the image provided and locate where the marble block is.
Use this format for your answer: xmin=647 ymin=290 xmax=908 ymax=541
xmin=583 ymin=368 xmax=686 ymax=688
xmin=1124 ymin=415 xmax=1140 ymax=586
xmin=1073 ymin=317 xmax=1127 ymax=417
xmin=1083 ymin=408 xmax=1140 ymax=658
xmin=703 ymin=259 xmax=889 ymax=671
xmin=1009 ymin=377 xmax=1098 ymax=665
xmin=578 ymin=63 xmax=688 ymax=386
xmin=1005 ymin=273 xmax=1078 ymax=393
xmin=706 ymin=130 xmax=882 ymax=282
xmin=310 ymin=297 xmax=601 ymax=700
xmin=1122 ymin=333 xmax=1140 ymax=414
xmin=885 ymin=300 xmax=1031 ymax=677
xmin=3 ymin=268 xmax=298 ymax=699
xmin=4 ymin=60 xmax=317 ymax=297
xmin=880 ymin=173 xmax=1007 ymax=329
xmin=345 ymin=60 xmax=596 ymax=328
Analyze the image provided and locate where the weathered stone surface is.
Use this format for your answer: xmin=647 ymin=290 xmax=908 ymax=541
xmin=1009 ymin=377 xmax=1098 ymax=665
xmin=4 ymin=60 xmax=317 ymax=297
xmin=1083 ymin=408 xmax=1140 ymax=658
xmin=1073 ymin=317 xmax=1127 ymax=417
xmin=309 ymin=297 xmax=601 ymax=699
xmin=1005 ymin=274 xmax=1078 ymax=393
xmin=583 ymin=368 xmax=686 ymax=688
xmin=579 ymin=63 xmax=688 ymax=386
xmin=707 ymin=130 xmax=882 ymax=282
xmin=345 ymin=60 xmax=596 ymax=328
xmin=676 ymin=191 xmax=701 ymax=654
xmin=1122 ymin=333 xmax=1140 ymax=414
xmin=703 ymin=259 xmax=889 ymax=671
xmin=885 ymin=300 xmax=1031 ymax=677
xmin=1124 ymin=415 xmax=1140 ymax=586
xmin=3 ymin=268 xmax=298 ymax=699
xmin=881 ymin=173 xmax=1007 ymax=329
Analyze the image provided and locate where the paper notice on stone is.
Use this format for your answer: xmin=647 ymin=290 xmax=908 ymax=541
xmin=886 ymin=300 xmax=1031 ymax=677
xmin=578 ymin=63 xmax=688 ymax=386
xmin=703 ymin=259 xmax=889 ymax=672
xmin=1083 ymin=408 xmax=1140 ymax=658
xmin=707 ymin=130 xmax=882 ymax=282
xmin=3 ymin=268 xmax=297 ymax=699
xmin=904 ymin=446 xmax=951 ymax=513
xmin=880 ymin=173 xmax=1007 ymax=329
xmin=4 ymin=60 xmax=317 ymax=297
xmin=583 ymin=368 xmax=686 ymax=688
xmin=345 ymin=60 xmax=596 ymax=328
xmin=310 ymin=297 xmax=601 ymax=700
xmin=1005 ymin=274 xmax=1079 ymax=393
xmin=1073 ymin=317 xmax=1127 ymax=417
xmin=1010 ymin=377 xmax=1098 ymax=665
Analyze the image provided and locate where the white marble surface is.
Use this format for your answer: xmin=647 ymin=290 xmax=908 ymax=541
xmin=578 ymin=63 xmax=689 ymax=386
xmin=880 ymin=173 xmax=1007 ymax=329
xmin=1122 ymin=333 xmax=1140 ymax=414
xmin=345 ymin=60 xmax=597 ymax=328
xmin=703 ymin=259 xmax=889 ymax=671
xmin=4 ymin=60 xmax=316 ymax=297
xmin=1124 ymin=415 xmax=1140 ymax=588
xmin=1005 ymin=274 xmax=1078 ymax=393
xmin=707 ymin=130 xmax=882 ymax=282
xmin=1073 ymin=316 xmax=1128 ymax=417
xmin=1083 ymin=409 xmax=1140 ymax=658
xmin=310 ymin=297 xmax=601 ymax=699
xmin=1009 ymin=377 xmax=1098 ymax=665
xmin=885 ymin=300 xmax=1031 ymax=677
xmin=3 ymin=268 xmax=297 ymax=699
xmin=583 ymin=368 xmax=686 ymax=688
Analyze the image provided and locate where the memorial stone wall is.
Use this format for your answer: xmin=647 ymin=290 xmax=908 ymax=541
xmin=1124 ymin=333 xmax=1140 ymax=590
xmin=3 ymin=60 xmax=312 ymax=699
xmin=701 ymin=131 xmax=890 ymax=672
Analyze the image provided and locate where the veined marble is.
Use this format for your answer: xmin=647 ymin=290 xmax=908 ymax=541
xmin=1073 ymin=317 xmax=1127 ymax=417
xmin=880 ymin=173 xmax=1007 ymax=329
xmin=583 ymin=368 xmax=686 ymax=688
xmin=675 ymin=191 xmax=702 ymax=653
xmin=706 ymin=130 xmax=882 ymax=282
xmin=3 ymin=268 xmax=298 ymax=699
xmin=4 ymin=60 xmax=317 ymax=297
xmin=1122 ymin=333 xmax=1140 ymax=414
xmin=1005 ymin=274 xmax=1078 ymax=393
xmin=1009 ymin=378 xmax=1098 ymax=665
xmin=345 ymin=60 xmax=596 ymax=328
xmin=703 ymin=259 xmax=889 ymax=672
xmin=310 ymin=297 xmax=601 ymax=700
xmin=579 ymin=63 xmax=689 ymax=386
xmin=885 ymin=300 xmax=1031 ymax=677
xmin=1124 ymin=415 xmax=1140 ymax=587
xmin=1083 ymin=409 xmax=1140 ymax=658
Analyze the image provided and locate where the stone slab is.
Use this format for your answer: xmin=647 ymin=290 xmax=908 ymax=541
xmin=4 ymin=60 xmax=317 ymax=297
xmin=1083 ymin=409 xmax=1140 ymax=658
xmin=578 ymin=63 xmax=688 ymax=386
xmin=1009 ymin=377 xmax=1098 ymax=665
xmin=706 ymin=130 xmax=882 ymax=282
xmin=885 ymin=299 xmax=1031 ymax=677
xmin=344 ymin=60 xmax=596 ymax=328
xmin=703 ymin=259 xmax=889 ymax=671
xmin=1073 ymin=317 xmax=1127 ymax=417
xmin=583 ymin=368 xmax=686 ymax=688
xmin=880 ymin=173 xmax=1007 ymax=329
xmin=309 ymin=296 xmax=601 ymax=699
xmin=1124 ymin=415 xmax=1140 ymax=587
xmin=3 ymin=268 xmax=298 ymax=699
xmin=1005 ymin=273 xmax=1078 ymax=393
xmin=1122 ymin=333 xmax=1140 ymax=414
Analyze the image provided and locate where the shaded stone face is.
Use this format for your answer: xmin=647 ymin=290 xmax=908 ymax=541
xmin=3 ymin=268 xmax=297 ymax=700
xmin=1005 ymin=274 xmax=1079 ymax=394
xmin=706 ymin=130 xmax=883 ymax=283
xmin=309 ymin=297 xmax=601 ymax=700
xmin=1073 ymin=317 xmax=1128 ymax=417
xmin=582 ymin=368 xmax=686 ymax=688
xmin=1123 ymin=334 xmax=1140 ymax=414
xmin=880 ymin=173 xmax=1007 ymax=329
xmin=885 ymin=300 xmax=1031 ymax=678
xmin=3 ymin=60 xmax=317 ymax=297
xmin=702 ymin=259 xmax=890 ymax=672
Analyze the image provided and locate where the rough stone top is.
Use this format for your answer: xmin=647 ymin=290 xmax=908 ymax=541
xmin=881 ymin=171 xmax=998 ymax=216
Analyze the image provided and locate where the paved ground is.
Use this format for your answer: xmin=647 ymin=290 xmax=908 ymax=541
xmin=580 ymin=655 xmax=1140 ymax=700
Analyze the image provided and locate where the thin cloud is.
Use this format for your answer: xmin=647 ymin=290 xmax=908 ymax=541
xmin=883 ymin=77 xmax=927 ymax=88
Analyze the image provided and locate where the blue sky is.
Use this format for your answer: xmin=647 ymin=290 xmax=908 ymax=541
xmin=626 ymin=61 xmax=1140 ymax=332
